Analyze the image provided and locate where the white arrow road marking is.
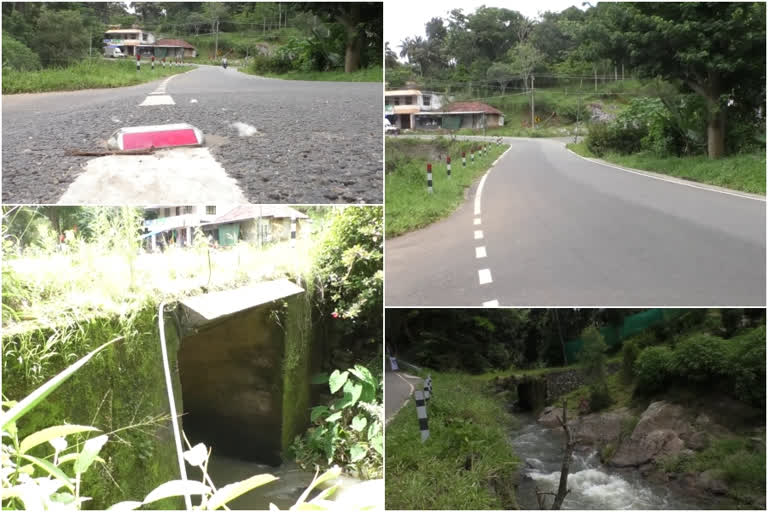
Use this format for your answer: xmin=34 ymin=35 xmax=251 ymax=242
xmin=478 ymin=269 xmax=493 ymax=285
xmin=57 ymin=147 xmax=247 ymax=204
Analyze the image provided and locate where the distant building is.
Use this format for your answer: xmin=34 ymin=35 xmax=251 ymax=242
xmin=141 ymin=205 xmax=308 ymax=251
xmin=385 ymin=89 xmax=444 ymax=130
xmin=104 ymin=27 xmax=196 ymax=59
xmin=428 ymin=102 xmax=505 ymax=130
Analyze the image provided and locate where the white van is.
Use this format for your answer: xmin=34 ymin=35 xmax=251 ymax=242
xmin=104 ymin=47 xmax=126 ymax=58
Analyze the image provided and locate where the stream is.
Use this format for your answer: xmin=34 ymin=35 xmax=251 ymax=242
xmin=509 ymin=415 xmax=717 ymax=510
xmin=188 ymin=455 xmax=382 ymax=510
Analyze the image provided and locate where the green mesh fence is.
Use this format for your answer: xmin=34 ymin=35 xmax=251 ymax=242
xmin=563 ymin=309 xmax=684 ymax=362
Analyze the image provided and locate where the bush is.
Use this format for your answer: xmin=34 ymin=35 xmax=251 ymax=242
xmin=586 ymin=121 xmax=646 ymax=156
xmin=2 ymin=33 xmax=41 ymax=71
xmin=634 ymin=345 xmax=673 ymax=393
xmin=728 ymin=326 xmax=766 ymax=408
xmin=671 ymin=334 xmax=730 ymax=382
xmin=556 ymin=96 xmax=589 ymax=123
xmin=720 ymin=309 xmax=744 ymax=337
xmin=621 ymin=339 xmax=640 ymax=383
xmin=588 ymin=383 xmax=612 ymax=412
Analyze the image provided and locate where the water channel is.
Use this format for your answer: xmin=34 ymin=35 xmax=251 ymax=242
xmin=509 ymin=414 xmax=720 ymax=510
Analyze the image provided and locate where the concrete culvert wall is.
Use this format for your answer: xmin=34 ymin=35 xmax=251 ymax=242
xmin=177 ymin=279 xmax=314 ymax=466
xmin=2 ymin=304 xmax=184 ymax=510
xmin=517 ymin=377 xmax=548 ymax=412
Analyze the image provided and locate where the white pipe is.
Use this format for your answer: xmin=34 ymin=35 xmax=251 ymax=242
xmin=158 ymin=301 xmax=192 ymax=510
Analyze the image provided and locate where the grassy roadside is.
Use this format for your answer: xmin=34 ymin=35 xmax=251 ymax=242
xmin=2 ymin=58 xmax=195 ymax=94
xmin=385 ymin=138 xmax=508 ymax=238
xmin=385 ymin=371 xmax=518 ymax=510
xmin=239 ymin=66 xmax=381 ymax=82
xmin=567 ymin=141 xmax=766 ymax=195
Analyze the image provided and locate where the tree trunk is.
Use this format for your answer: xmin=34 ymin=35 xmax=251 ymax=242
xmin=340 ymin=4 xmax=362 ymax=73
xmin=707 ymin=100 xmax=726 ymax=159
xmin=551 ymin=401 xmax=574 ymax=509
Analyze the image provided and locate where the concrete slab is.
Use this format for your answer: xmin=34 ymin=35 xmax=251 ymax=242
xmin=180 ymin=279 xmax=305 ymax=328
xmin=57 ymin=147 xmax=247 ymax=204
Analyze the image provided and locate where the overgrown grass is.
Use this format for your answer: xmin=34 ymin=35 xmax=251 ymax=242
xmin=567 ymin=141 xmax=766 ymax=195
xmin=240 ymin=66 xmax=382 ymax=82
xmin=2 ymin=58 xmax=195 ymax=94
xmin=385 ymin=371 xmax=518 ymax=510
xmin=385 ymin=138 xmax=508 ymax=237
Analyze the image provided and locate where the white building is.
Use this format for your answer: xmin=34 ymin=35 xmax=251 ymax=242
xmin=384 ymin=90 xmax=444 ymax=130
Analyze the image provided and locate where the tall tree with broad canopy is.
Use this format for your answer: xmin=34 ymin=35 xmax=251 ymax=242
xmin=603 ymin=2 xmax=765 ymax=158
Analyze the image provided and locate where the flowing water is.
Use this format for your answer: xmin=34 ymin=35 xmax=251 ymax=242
xmin=188 ymin=455 xmax=383 ymax=510
xmin=510 ymin=415 xmax=718 ymax=510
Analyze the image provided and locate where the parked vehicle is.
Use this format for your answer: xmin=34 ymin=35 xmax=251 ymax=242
xmin=385 ymin=118 xmax=399 ymax=135
xmin=104 ymin=47 xmax=126 ymax=58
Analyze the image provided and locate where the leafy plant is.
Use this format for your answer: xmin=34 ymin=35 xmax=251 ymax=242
xmin=292 ymin=365 xmax=383 ymax=478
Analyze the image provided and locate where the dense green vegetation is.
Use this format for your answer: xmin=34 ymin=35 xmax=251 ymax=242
xmin=2 ymin=2 xmax=382 ymax=91
xmin=385 ymin=138 xmax=507 ymax=237
xmin=385 ymin=371 xmax=518 ymax=510
xmin=388 ymin=3 xmax=765 ymax=191
xmin=243 ymin=66 xmax=381 ymax=82
xmin=2 ymin=206 xmax=384 ymax=508
xmin=568 ymin=141 xmax=766 ymax=194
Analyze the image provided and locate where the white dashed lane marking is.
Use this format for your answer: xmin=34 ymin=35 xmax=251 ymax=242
xmin=478 ymin=269 xmax=493 ymax=285
xmin=474 ymin=218 xmax=481 ymax=225
xmin=476 ymin=246 xmax=487 ymax=258
xmin=140 ymin=75 xmax=178 ymax=106
xmin=474 ymin=230 xmax=483 ymax=240
xmin=482 ymin=300 xmax=500 ymax=307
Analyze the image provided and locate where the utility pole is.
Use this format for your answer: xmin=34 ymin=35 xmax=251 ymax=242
xmin=530 ymin=73 xmax=535 ymax=129
xmin=594 ymin=66 xmax=597 ymax=92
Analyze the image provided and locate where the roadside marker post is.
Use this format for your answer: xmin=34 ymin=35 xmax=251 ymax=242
xmin=414 ymin=390 xmax=429 ymax=442
xmin=136 ymin=54 xmax=140 ymax=72
xmin=151 ymin=55 xmax=155 ymax=70
xmin=462 ymin=152 xmax=466 ymax=167
xmin=471 ymin=149 xmax=475 ymax=164
xmin=424 ymin=375 xmax=433 ymax=401
xmin=107 ymin=123 xmax=204 ymax=151
xmin=446 ymin=156 xmax=451 ymax=178
xmin=290 ymin=216 xmax=297 ymax=248
xmin=427 ymin=163 xmax=433 ymax=194
xmin=162 ymin=57 xmax=166 ymax=68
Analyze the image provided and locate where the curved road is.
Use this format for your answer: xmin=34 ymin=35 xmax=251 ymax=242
xmin=385 ymin=367 xmax=422 ymax=424
xmin=386 ymin=137 xmax=766 ymax=306
xmin=2 ymin=65 xmax=382 ymax=204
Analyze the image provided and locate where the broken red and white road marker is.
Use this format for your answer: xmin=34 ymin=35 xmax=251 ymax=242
xmin=107 ymin=123 xmax=204 ymax=150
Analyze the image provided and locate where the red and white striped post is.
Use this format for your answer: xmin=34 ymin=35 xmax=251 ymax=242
xmin=471 ymin=149 xmax=474 ymax=164
xmin=162 ymin=57 xmax=166 ymax=68
xmin=462 ymin=151 xmax=466 ymax=167
xmin=151 ymin=55 xmax=155 ymax=70
xmin=427 ymin=163 xmax=433 ymax=194
xmin=446 ymin=155 xmax=451 ymax=178
xmin=136 ymin=54 xmax=141 ymax=72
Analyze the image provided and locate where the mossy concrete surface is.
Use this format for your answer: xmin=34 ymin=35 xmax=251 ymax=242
xmin=2 ymin=301 xmax=183 ymax=509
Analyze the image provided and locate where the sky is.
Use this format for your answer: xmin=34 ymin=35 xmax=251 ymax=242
xmin=385 ymin=0 xmax=587 ymax=51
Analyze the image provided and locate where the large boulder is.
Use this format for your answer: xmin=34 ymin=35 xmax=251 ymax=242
xmin=696 ymin=470 xmax=729 ymax=495
xmin=569 ymin=408 xmax=633 ymax=446
xmin=610 ymin=401 xmax=691 ymax=467
xmin=537 ymin=406 xmax=564 ymax=428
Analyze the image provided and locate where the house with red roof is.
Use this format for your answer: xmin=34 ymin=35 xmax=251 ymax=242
xmin=385 ymin=88 xmax=505 ymax=131
xmin=419 ymin=101 xmax=505 ymax=130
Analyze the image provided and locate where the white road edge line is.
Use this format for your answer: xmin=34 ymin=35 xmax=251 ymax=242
xmin=478 ymin=268 xmax=492 ymax=285
xmin=565 ymin=147 xmax=766 ymax=202
xmin=476 ymin=246 xmax=487 ymax=258
xmin=482 ymin=299 xmax=500 ymax=307
xmin=474 ymin=144 xmax=514 ymax=215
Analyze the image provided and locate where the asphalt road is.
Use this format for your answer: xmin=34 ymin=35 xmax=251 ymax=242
xmin=2 ymin=65 xmax=382 ymax=204
xmin=385 ymin=368 xmax=422 ymax=424
xmin=386 ymin=137 xmax=766 ymax=307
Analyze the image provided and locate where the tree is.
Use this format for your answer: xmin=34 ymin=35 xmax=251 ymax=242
xmin=600 ymin=2 xmax=766 ymax=158
xmin=32 ymin=8 xmax=89 ymax=67
xmin=299 ymin=3 xmax=382 ymax=72
xmin=507 ymin=42 xmax=544 ymax=91
xmin=203 ymin=2 xmax=229 ymax=58
xmin=486 ymin=62 xmax=516 ymax=95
